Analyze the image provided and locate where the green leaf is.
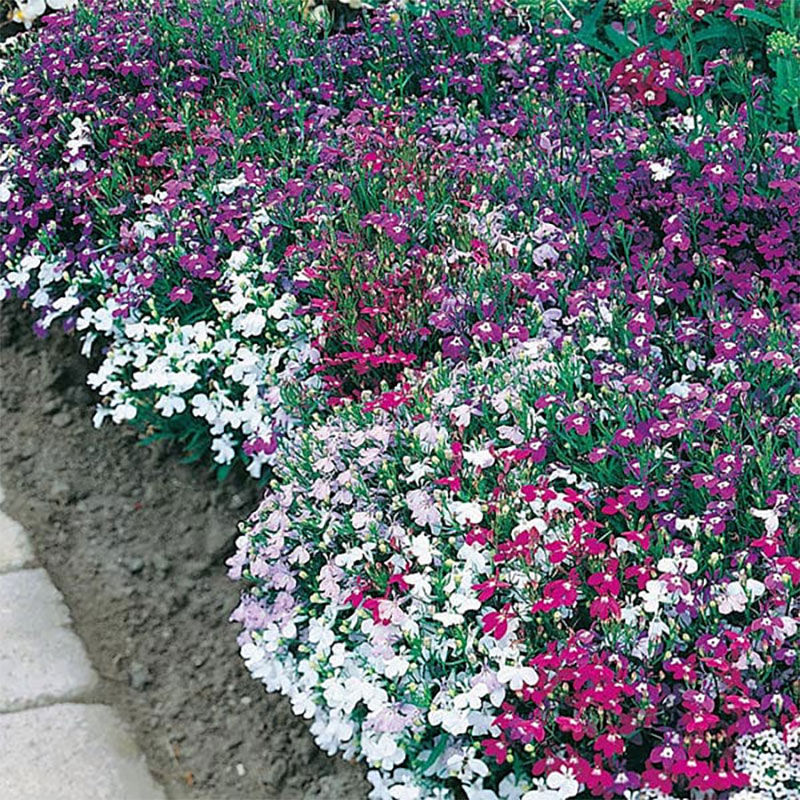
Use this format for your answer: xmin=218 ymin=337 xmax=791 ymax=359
xmin=419 ymin=734 xmax=449 ymax=774
xmin=577 ymin=32 xmax=619 ymax=60
xmin=580 ymin=0 xmax=608 ymax=38
xmin=603 ymin=23 xmax=637 ymax=57
xmin=734 ymin=7 xmax=782 ymax=29
xmin=692 ymin=21 xmax=735 ymax=44
xmin=216 ymin=462 xmax=234 ymax=482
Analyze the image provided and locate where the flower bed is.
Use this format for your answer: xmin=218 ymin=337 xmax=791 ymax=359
xmin=229 ymin=323 xmax=800 ymax=798
xmin=1 ymin=0 xmax=799 ymax=797
xmin=3 ymin=0 xmax=795 ymax=478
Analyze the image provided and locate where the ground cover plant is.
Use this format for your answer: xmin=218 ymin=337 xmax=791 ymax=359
xmin=1 ymin=0 xmax=799 ymax=797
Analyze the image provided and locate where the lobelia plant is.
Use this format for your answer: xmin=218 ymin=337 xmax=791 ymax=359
xmin=0 ymin=0 xmax=798 ymax=793
xmin=230 ymin=308 xmax=799 ymax=797
xmin=574 ymin=0 xmax=799 ymax=133
xmin=2 ymin=0 xmax=796 ymax=480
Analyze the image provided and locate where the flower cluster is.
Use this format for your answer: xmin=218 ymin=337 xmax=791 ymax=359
xmin=82 ymin=246 xmax=320 ymax=478
xmin=2 ymin=0 xmax=797 ymax=479
xmin=607 ymin=46 xmax=688 ymax=108
xmin=230 ymin=313 xmax=799 ymax=797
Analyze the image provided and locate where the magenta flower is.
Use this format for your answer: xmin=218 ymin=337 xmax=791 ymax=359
xmin=505 ymin=323 xmax=529 ymax=342
xmin=481 ymin=604 xmax=515 ymax=639
xmin=703 ymin=162 xmax=735 ymax=186
xmin=564 ymin=413 xmax=591 ymax=436
xmin=481 ymin=737 xmax=508 ymax=765
xmin=542 ymin=571 xmax=580 ymax=608
xmin=472 ymin=575 xmax=511 ymax=602
xmin=470 ymin=320 xmax=503 ymax=344
xmin=169 ymin=284 xmax=194 ymax=304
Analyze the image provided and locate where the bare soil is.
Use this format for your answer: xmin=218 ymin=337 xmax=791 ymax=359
xmin=0 ymin=302 xmax=369 ymax=800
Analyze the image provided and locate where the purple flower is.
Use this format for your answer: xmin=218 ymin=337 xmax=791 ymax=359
xmin=442 ymin=335 xmax=470 ymax=360
xmin=169 ymin=284 xmax=194 ymax=304
xmin=470 ymin=320 xmax=502 ymax=344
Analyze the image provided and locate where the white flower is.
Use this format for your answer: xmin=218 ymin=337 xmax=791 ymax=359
xmin=66 ymin=117 xmax=91 ymax=154
xmin=405 ymin=573 xmax=432 ymax=601
xmin=546 ymin=767 xmax=580 ymax=798
xmin=640 ymin=579 xmax=671 ymax=614
xmin=674 ymin=516 xmax=700 ymax=537
xmin=657 ymin=555 xmax=698 ymax=575
xmin=410 ymin=533 xmax=433 ymax=566
xmin=217 ymin=174 xmax=247 ymax=195
xmin=450 ymin=592 xmax=481 ymax=616
xmin=362 ymin=732 xmax=406 ymax=770
xmin=5 ymin=267 xmax=30 ymax=288
xmin=633 ymin=618 xmax=670 ymax=661
xmin=232 ymin=310 xmax=267 ymax=337
xmin=450 ymin=500 xmax=483 ymax=526
xmin=445 ymin=747 xmax=490 ymax=781
xmin=308 ymin=619 xmax=335 ymax=654
xmin=649 ymin=159 xmax=675 ymax=181
xmin=406 ymin=489 xmax=442 ymax=531
xmin=329 ymin=642 xmax=346 ymax=668
xmin=463 ymin=447 xmax=495 ymax=468
xmin=334 ymin=544 xmax=372 ymax=569
xmin=291 ymin=690 xmax=317 ymax=719
xmin=751 ymin=506 xmax=780 ymax=535
xmin=718 ymin=579 xmax=766 ymax=615
xmin=404 ymin=460 xmax=434 ymax=484
xmin=413 ymin=419 xmax=441 ymax=450
xmin=389 ymin=786 xmax=421 ymax=800
xmin=429 ymin=706 xmax=470 ymax=735
xmin=267 ymin=293 xmax=295 ymax=320
xmin=585 ymin=335 xmax=611 ymax=352
xmin=210 ymin=434 xmax=236 ymax=464
xmin=384 ymin=655 xmax=409 ymax=679
xmin=12 ymin=0 xmax=46 ymax=28
xmin=351 ymin=511 xmax=372 ymax=530
xmin=491 ymin=389 xmax=511 ymax=414
xmin=522 ymin=789 xmax=561 ymax=800
xmin=52 ymin=293 xmax=81 ymax=313
xmin=499 ymin=773 xmax=531 ymax=800
xmin=451 ymin=403 xmax=477 ymax=426
xmin=497 ymin=424 xmax=524 ymax=443
xmin=431 ymin=611 xmax=464 ymax=627
xmin=453 ymin=682 xmax=488 ymax=710
xmin=92 ymin=407 xmax=112 ymax=428
xmin=665 ymin=381 xmax=691 ymax=399
xmin=657 ymin=557 xmax=679 ymax=574
xmin=312 ymin=711 xmax=354 ymax=754
xmin=496 ymin=663 xmax=538 ymax=691
xmin=464 ymin=786 xmax=500 ymax=800
xmin=111 ymin=402 xmax=137 ymax=423
xmin=155 ymin=394 xmax=186 ymax=418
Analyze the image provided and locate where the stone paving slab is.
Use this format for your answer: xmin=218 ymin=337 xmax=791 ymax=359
xmin=0 ymin=568 xmax=98 ymax=711
xmin=0 ymin=509 xmax=35 ymax=573
xmin=0 ymin=702 xmax=166 ymax=799
xmin=0 ymin=477 xmax=164 ymax=797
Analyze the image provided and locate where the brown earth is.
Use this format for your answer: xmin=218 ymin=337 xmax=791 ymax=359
xmin=0 ymin=302 xmax=369 ymax=800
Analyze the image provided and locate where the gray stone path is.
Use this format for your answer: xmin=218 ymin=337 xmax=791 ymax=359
xmin=0 ymin=480 xmax=165 ymax=799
